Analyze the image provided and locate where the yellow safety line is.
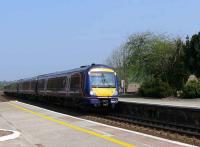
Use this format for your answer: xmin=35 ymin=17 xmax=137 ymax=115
xmin=8 ymin=102 xmax=135 ymax=147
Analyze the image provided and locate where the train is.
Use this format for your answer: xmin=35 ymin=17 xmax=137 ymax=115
xmin=4 ymin=64 xmax=119 ymax=107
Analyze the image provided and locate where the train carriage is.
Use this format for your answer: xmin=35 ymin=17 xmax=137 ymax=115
xmin=4 ymin=64 xmax=119 ymax=107
xmin=18 ymin=77 xmax=37 ymax=96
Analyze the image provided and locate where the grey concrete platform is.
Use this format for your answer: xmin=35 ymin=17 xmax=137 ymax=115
xmin=0 ymin=101 xmax=193 ymax=147
xmin=119 ymin=97 xmax=200 ymax=109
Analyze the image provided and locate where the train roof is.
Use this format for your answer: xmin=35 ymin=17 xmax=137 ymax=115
xmin=6 ymin=64 xmax=114 ymax=83
xmin=19 ymin=76 xmax=38 ymax=81
xmin=38 ymin=64 xmax=113 ymax=78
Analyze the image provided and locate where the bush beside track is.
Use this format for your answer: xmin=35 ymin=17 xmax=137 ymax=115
xmin=139 ymin=78 xmax=173 ymax=98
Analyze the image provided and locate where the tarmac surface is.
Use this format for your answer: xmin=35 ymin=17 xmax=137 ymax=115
xmin=0 ymin=99 xmax=194 ymax=147
xmin=119 ymin=97 xmax=200 ymax=109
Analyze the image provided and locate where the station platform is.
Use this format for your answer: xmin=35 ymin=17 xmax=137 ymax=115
xmin=119 ymin=97 xmax=200 ymax=109
xmin=0 ymin=100 xmax=193 ymax=147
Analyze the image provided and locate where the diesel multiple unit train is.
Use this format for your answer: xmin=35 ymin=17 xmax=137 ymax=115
xmin=4 ymin=64 xmax=119 ymax=107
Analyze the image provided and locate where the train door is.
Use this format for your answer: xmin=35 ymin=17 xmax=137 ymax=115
xmin=65 ymin=76 xmax=70 ymax=96
xmin=69 ymin=73 xmax=82 ymax=97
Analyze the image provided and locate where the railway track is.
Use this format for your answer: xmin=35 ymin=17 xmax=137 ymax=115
xmin=93 ymin=112 xmax=200 ymax=137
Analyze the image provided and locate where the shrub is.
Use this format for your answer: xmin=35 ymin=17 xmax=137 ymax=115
xmin=182 ymin=80 xmax=200 ymax=98
xmin=139 ymin=78 xmax=173 ymax=98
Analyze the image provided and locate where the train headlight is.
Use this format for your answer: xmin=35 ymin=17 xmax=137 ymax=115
xmin=90 ymin=90 xmax=96 ymax=96
xmin=113 ymin=91 xmax=118 ymax=96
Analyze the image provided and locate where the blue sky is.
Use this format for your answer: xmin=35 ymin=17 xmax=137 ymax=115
xmin=0 ymin=0 xmax=200 ymax=80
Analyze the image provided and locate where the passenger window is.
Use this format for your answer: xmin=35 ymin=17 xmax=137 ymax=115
xmin=70 ymin=75 xmax=81 ymax=92
xmin=31 ymin=80 xmax=36 ymax=90
xmin=38 ymin=79 xmax=45 ymax=90
xmin=47 ymin=77 xmax=66 ymax=91
xmin=23 ymin=82 xmax=30 ymax=90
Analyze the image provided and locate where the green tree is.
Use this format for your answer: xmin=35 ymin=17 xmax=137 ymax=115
xmin=166 ymin=39 xmax=187 ymax=89
xmin=125 ymin=32 xmax=186 ymax=89
xmin=106 ymin=32 xmax=187 ymax=91
xmin=184 ymin=32 xmax=200 ymax=76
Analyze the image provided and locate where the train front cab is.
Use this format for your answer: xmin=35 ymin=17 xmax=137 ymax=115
xmin=85 ymin=67 xmax=119 ymax=107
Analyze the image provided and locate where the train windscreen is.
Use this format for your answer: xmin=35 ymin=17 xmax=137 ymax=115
xmin=89 ymin=72 xmax=116 ymax=88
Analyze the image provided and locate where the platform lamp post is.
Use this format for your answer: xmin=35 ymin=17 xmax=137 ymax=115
xmin=122 ymin=47 xmax=126 ymax=94
xmin=121 ymin=80 xmax=125 ymax=94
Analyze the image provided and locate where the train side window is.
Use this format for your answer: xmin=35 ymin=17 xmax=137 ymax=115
xmin=70 ymin=75 xmax=81 ymax=92
xmin=47 ymin=78 xmax=53 ymax=90
xmin=58 ymin=77 xmax=66 ymax=91
xmin=38 ymin=79 xmax=45 ymax=90
xmin=22 ymin=82 xmax=25 ymax=90
xmin=31 ymin=80 xmax=36 ymax=90
xmin=22 ymin=82 xmax=30 ymax=90
xmin=18 ymin=83 xmax=22 ymax=90
xmin=47 ymin=76 xmax=66 ymax=91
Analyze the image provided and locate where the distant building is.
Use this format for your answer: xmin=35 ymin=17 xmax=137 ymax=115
xmin=127 ymin=83 xmax=140 ymax=93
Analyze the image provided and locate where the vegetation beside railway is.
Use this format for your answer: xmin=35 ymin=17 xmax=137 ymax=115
xmin=106 ymin=31 xmax=200 ymax=98
xmin=182 ymin=78 xmax=200 ymax=98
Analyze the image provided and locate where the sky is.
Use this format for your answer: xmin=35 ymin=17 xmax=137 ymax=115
xmin=0 ymin=0 xmax=200 ymax=81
